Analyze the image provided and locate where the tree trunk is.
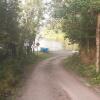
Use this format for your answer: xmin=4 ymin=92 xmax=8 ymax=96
xmin=96 ymin=14 xmax=100 ymax=73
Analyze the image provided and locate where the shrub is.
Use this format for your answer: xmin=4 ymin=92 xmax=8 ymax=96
xmin=64 ymin=54 xmax=100 ymax=85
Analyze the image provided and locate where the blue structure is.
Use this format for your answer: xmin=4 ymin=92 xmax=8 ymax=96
xmin=40 ymin=47 xmax=49 ymax=53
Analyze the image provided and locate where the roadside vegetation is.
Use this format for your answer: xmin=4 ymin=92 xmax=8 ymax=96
xmin=0 ymin=0 xmax=46 ymax=100
xmin=52 ymin=0 xmax=100 ymax=72
xmin=64 ymin=54 xmax=100 ymax=85
xmin=0 ymin=52 xmax=51 ymax=100
xmin=0 ymin=54 xmax=36 ymax=100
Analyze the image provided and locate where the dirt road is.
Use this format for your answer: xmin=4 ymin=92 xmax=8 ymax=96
xmin=17 ymin=51 xmax=100 ymax=100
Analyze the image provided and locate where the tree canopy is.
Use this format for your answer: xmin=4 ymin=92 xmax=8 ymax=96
xmin=52 ymin=0 xmax=100 ymax=46
xmin=52 ymin=0 xmax=100 ymax=64
xmin=0 ymin=0 xmax=44 ymax=60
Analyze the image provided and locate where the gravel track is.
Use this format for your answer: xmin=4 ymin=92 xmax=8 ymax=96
xmin=17 ymin=51 xmax=100 ymax=100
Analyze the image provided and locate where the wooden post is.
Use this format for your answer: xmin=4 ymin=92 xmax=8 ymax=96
xmin=96 ymin=13 xmax=100 ymax=73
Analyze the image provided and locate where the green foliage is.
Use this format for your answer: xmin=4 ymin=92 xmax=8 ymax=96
xmin=0 ymin=0 xmax=44 ymax=99
xmin=53 ymin=0 xmax=100 ymax=47
xmin=20 ymin=0 xmax=44 ymax=52
xmin=36 ymin=52 xmax=52 ymax=60
xmin=0 ymin=54 xmax=38 ymax=100
xmin=0 ymin=52 xmax=50 ymax=100
xmin=64 ymin=54 xmax=100 ymax=85
xmin=0 ymin=0 xmax=20 ymax=58
xmin=0 ymin=0 xmax=44 ymax=58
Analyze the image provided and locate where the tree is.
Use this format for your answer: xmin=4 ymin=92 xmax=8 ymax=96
xmin=52 ymin=0 xmax=100 ymax=65
xmin=96 ymin=13 xmax=100 ymax=73
xmin=0 ymin=0 xmax=20 ymax=58
xmin=0 ymin=0 xmax=44 ymax=59
xmin=19 ymin=0 xmax=43 ymax=55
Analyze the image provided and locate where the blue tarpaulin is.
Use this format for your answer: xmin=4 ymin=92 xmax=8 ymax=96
xmin=40 ymin=48 xmax=49 ymax=53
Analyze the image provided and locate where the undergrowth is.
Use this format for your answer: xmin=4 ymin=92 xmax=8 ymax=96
xmin=64 ymin=54 xmax=100 ymax=86
xmin=0 ymin=52 xmax=50 ymax=100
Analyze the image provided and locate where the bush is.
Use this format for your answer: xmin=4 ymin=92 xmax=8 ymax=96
xmin=64 ymin=54 xmax=100 ymax=85
xmin=0 ymin=52 xmax=51 ymax=100
xmin=0 ymin=53 xmax=37 ymax=100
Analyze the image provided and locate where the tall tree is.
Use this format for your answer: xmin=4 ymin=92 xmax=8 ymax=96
xmin=96 ymin=13 xmax=100 ymax=73
xmin=52 ymin=0 xmax=100 ymax=65
xmin=19 ymin=0 xmax=43 ymax=54
xmin=0 ymin=0 xmax=20 ymax=58
xmin=0 ymin=0 xmax=44 ymax=59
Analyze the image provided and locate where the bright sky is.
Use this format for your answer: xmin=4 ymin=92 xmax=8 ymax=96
xmin=21 ymin=0 xmax=52 ymax=5
xmin=43 ymin=0 xmax=51 ymax=3
xmin=42 ymin=0 xmax=52 ymax=25
xmin=20 ymin=0 xmax=25 ymax=5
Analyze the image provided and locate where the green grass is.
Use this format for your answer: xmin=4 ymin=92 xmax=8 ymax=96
xmin=36 ymin=52 xmax=52 ymax=60
xmin=0 ymin=52 xmax=51 ymax=100
xmin=64 ymin=54 xmax=100 ymax=86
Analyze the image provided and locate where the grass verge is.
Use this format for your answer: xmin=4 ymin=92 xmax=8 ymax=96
xmin=0 ymin=52 xmax=51 ymax=100
xmin=64 ymin=54 xmax=100 ymax=86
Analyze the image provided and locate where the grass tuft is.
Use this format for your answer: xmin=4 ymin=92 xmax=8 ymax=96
xmin=0 ymin=52 xmax=51 ymax=100
xmin=64 ymin=54 xmax=100 ymax=85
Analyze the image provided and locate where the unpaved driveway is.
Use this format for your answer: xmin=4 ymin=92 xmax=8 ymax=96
xmin=17 ymin=51 xmax=100 ymax=100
